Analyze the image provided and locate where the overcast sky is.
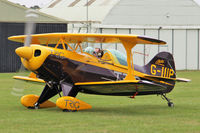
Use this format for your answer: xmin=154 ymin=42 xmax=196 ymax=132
xmin=194 ymin=0 xmax=200 ymax=5
xmin=7 ymin=0 xmax=200 ymax=8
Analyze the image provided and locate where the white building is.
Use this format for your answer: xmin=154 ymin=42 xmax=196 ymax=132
xmin=40 ymin=0 xmax=200 ymax=70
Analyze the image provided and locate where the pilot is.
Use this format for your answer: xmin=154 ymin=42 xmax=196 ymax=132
xmin=93 ymin=48 xmax=104 ymax=58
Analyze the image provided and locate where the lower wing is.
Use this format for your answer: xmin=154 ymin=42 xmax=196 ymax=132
xmin=75 ymin=80 xmax=167 ymax=95
xmin=13 ymin=75 xmax=45 ymax=84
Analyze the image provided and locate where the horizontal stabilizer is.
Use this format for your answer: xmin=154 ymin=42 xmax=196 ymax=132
xmin=144 ymin=75 xmax=190 ymax=83
xmin=143 ymin=75 xmax=175 ymax=86
xmin=176 ymin=78 xmax=191 ymax=82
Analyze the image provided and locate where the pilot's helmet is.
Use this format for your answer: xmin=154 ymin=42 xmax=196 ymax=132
xmin=84 ymin=47 xmax=94 ymax=55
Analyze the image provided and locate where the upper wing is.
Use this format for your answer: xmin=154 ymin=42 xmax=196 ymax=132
xmin=8 ymin=33 xmax=166 ymax=45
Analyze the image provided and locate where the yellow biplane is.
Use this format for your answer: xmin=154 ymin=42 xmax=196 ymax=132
xmin=8 ymin=33 xmax=189 ymax=112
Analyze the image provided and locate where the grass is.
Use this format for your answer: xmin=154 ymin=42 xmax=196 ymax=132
xmin=0 ymin=71 xmax=200 ymax=133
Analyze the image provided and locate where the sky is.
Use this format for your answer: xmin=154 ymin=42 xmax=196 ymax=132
xmin=7 ymin=0 xmax=200 ymax=8
xmin=195 ymin=0 xmax=200 ymax=5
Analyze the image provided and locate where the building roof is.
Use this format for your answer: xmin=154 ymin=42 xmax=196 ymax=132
xmin=0 ymin=0 xmax=66 ymax=23
xmin=102 ymin=0 xmax=200 ymax=27
xmin=40 ymin=0 xmax=119 ymax=23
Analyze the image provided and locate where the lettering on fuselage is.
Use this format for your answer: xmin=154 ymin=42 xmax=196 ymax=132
xmin=150 ymin=64 xmax=174 ymax=78
xmin=155 ymin=59 xmax=165 ymax=66
xmin=65 ymin=100 xmax=80 ymax=110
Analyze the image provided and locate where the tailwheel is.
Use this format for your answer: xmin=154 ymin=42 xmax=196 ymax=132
xmin=161 ymin=94 xmax=174 ymax=108
xmin=168 ymin=102 xmax=174 ymax=107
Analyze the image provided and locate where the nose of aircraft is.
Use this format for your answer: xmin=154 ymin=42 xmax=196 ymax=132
xmin=15 ymin=46 xmax=33 ymax=60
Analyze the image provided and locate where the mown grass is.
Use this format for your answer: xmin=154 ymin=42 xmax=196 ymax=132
xmin=0 ymin=71 xmax=199 ymax=133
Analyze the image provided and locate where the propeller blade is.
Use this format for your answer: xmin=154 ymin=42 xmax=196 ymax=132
xmin=11 ymin=9 xmax=38 ymax=97
xmin=24 ymin=9 xmax=38 ymax=47
xmin=11 ymin=65 xmax=28 ymax=97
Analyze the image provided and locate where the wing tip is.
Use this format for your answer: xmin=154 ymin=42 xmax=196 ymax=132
xmin=138 ymin=36 xmax=166 ymax=44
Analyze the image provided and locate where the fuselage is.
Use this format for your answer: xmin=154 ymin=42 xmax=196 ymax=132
xmin=16 ymin=44 xmax=175 ymax=96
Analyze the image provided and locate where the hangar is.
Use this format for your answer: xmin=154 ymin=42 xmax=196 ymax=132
xmin=40 ymin=0 xmax=200 ymax=70
xmin=0 ymin=0 xmax=67 ymax=72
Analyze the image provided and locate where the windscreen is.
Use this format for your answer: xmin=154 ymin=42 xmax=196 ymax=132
xmin=108 ymin=49 xmax=127 ymax=66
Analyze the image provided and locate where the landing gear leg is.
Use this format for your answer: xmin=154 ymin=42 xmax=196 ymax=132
xmin=31 ymin=84 xmax=61 ymax=109
xmin=161 ymin=94 xmax=174 ymax=107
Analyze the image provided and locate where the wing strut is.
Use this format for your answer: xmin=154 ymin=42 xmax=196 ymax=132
xmin=121 ymin=40 xmax=136 ymax=80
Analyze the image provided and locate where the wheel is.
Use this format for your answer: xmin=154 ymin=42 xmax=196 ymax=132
xmin=27 ymin=106 xmax=39 ymax=109
xmin=63 ymin=109 xmax=77 ymax=112
xmin=168 ymin=102 xmax=174 ymax=107
xmin=28 ymin=106 xmax=35 ymax=109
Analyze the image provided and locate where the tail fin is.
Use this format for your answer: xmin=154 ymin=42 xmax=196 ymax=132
xmin=145 ymin=52 xmax=176 ymax=79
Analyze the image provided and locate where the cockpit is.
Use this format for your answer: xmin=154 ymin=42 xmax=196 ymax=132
xmin=45 ymin=39 xmax=128 ymax=67
xmin=84 ymin=47 xmax=127 ymax=66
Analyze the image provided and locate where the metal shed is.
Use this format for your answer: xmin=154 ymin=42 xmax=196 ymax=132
xmin=99 ymin=0 xmax=200 ymax=70
xmin=41 ymin=0 xmax=200 ymax=70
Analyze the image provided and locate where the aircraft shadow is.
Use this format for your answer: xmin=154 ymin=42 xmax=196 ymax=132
xmin=21 ymin=103 xmax=194 ymax=116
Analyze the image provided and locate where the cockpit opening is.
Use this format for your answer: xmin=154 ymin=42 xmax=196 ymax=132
xmin=84 ymin=47 xmax=127 ymax=66
xmin=84 ymin=47 xmax=104 ymax=58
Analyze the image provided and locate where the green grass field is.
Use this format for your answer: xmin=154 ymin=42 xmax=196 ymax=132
xmin=0 ymin=71 xmax=200 ymax=133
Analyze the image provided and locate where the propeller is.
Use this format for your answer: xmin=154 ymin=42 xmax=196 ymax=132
xmin=24 ymin=9 xmax=37 ymax=47
xmin=11 ymin=9 xmax=38 ymax=97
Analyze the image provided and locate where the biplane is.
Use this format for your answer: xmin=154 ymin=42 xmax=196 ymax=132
xmin=8 ymin=33 xmax=190 ymax=112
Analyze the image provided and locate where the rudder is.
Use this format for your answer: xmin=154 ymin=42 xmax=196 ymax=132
xmin=144 ymin=52 xmax=176 ymax=79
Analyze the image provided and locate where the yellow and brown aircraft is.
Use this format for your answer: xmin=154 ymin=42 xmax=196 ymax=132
xmin=8 ymin=33 xmax=189 ymax=112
